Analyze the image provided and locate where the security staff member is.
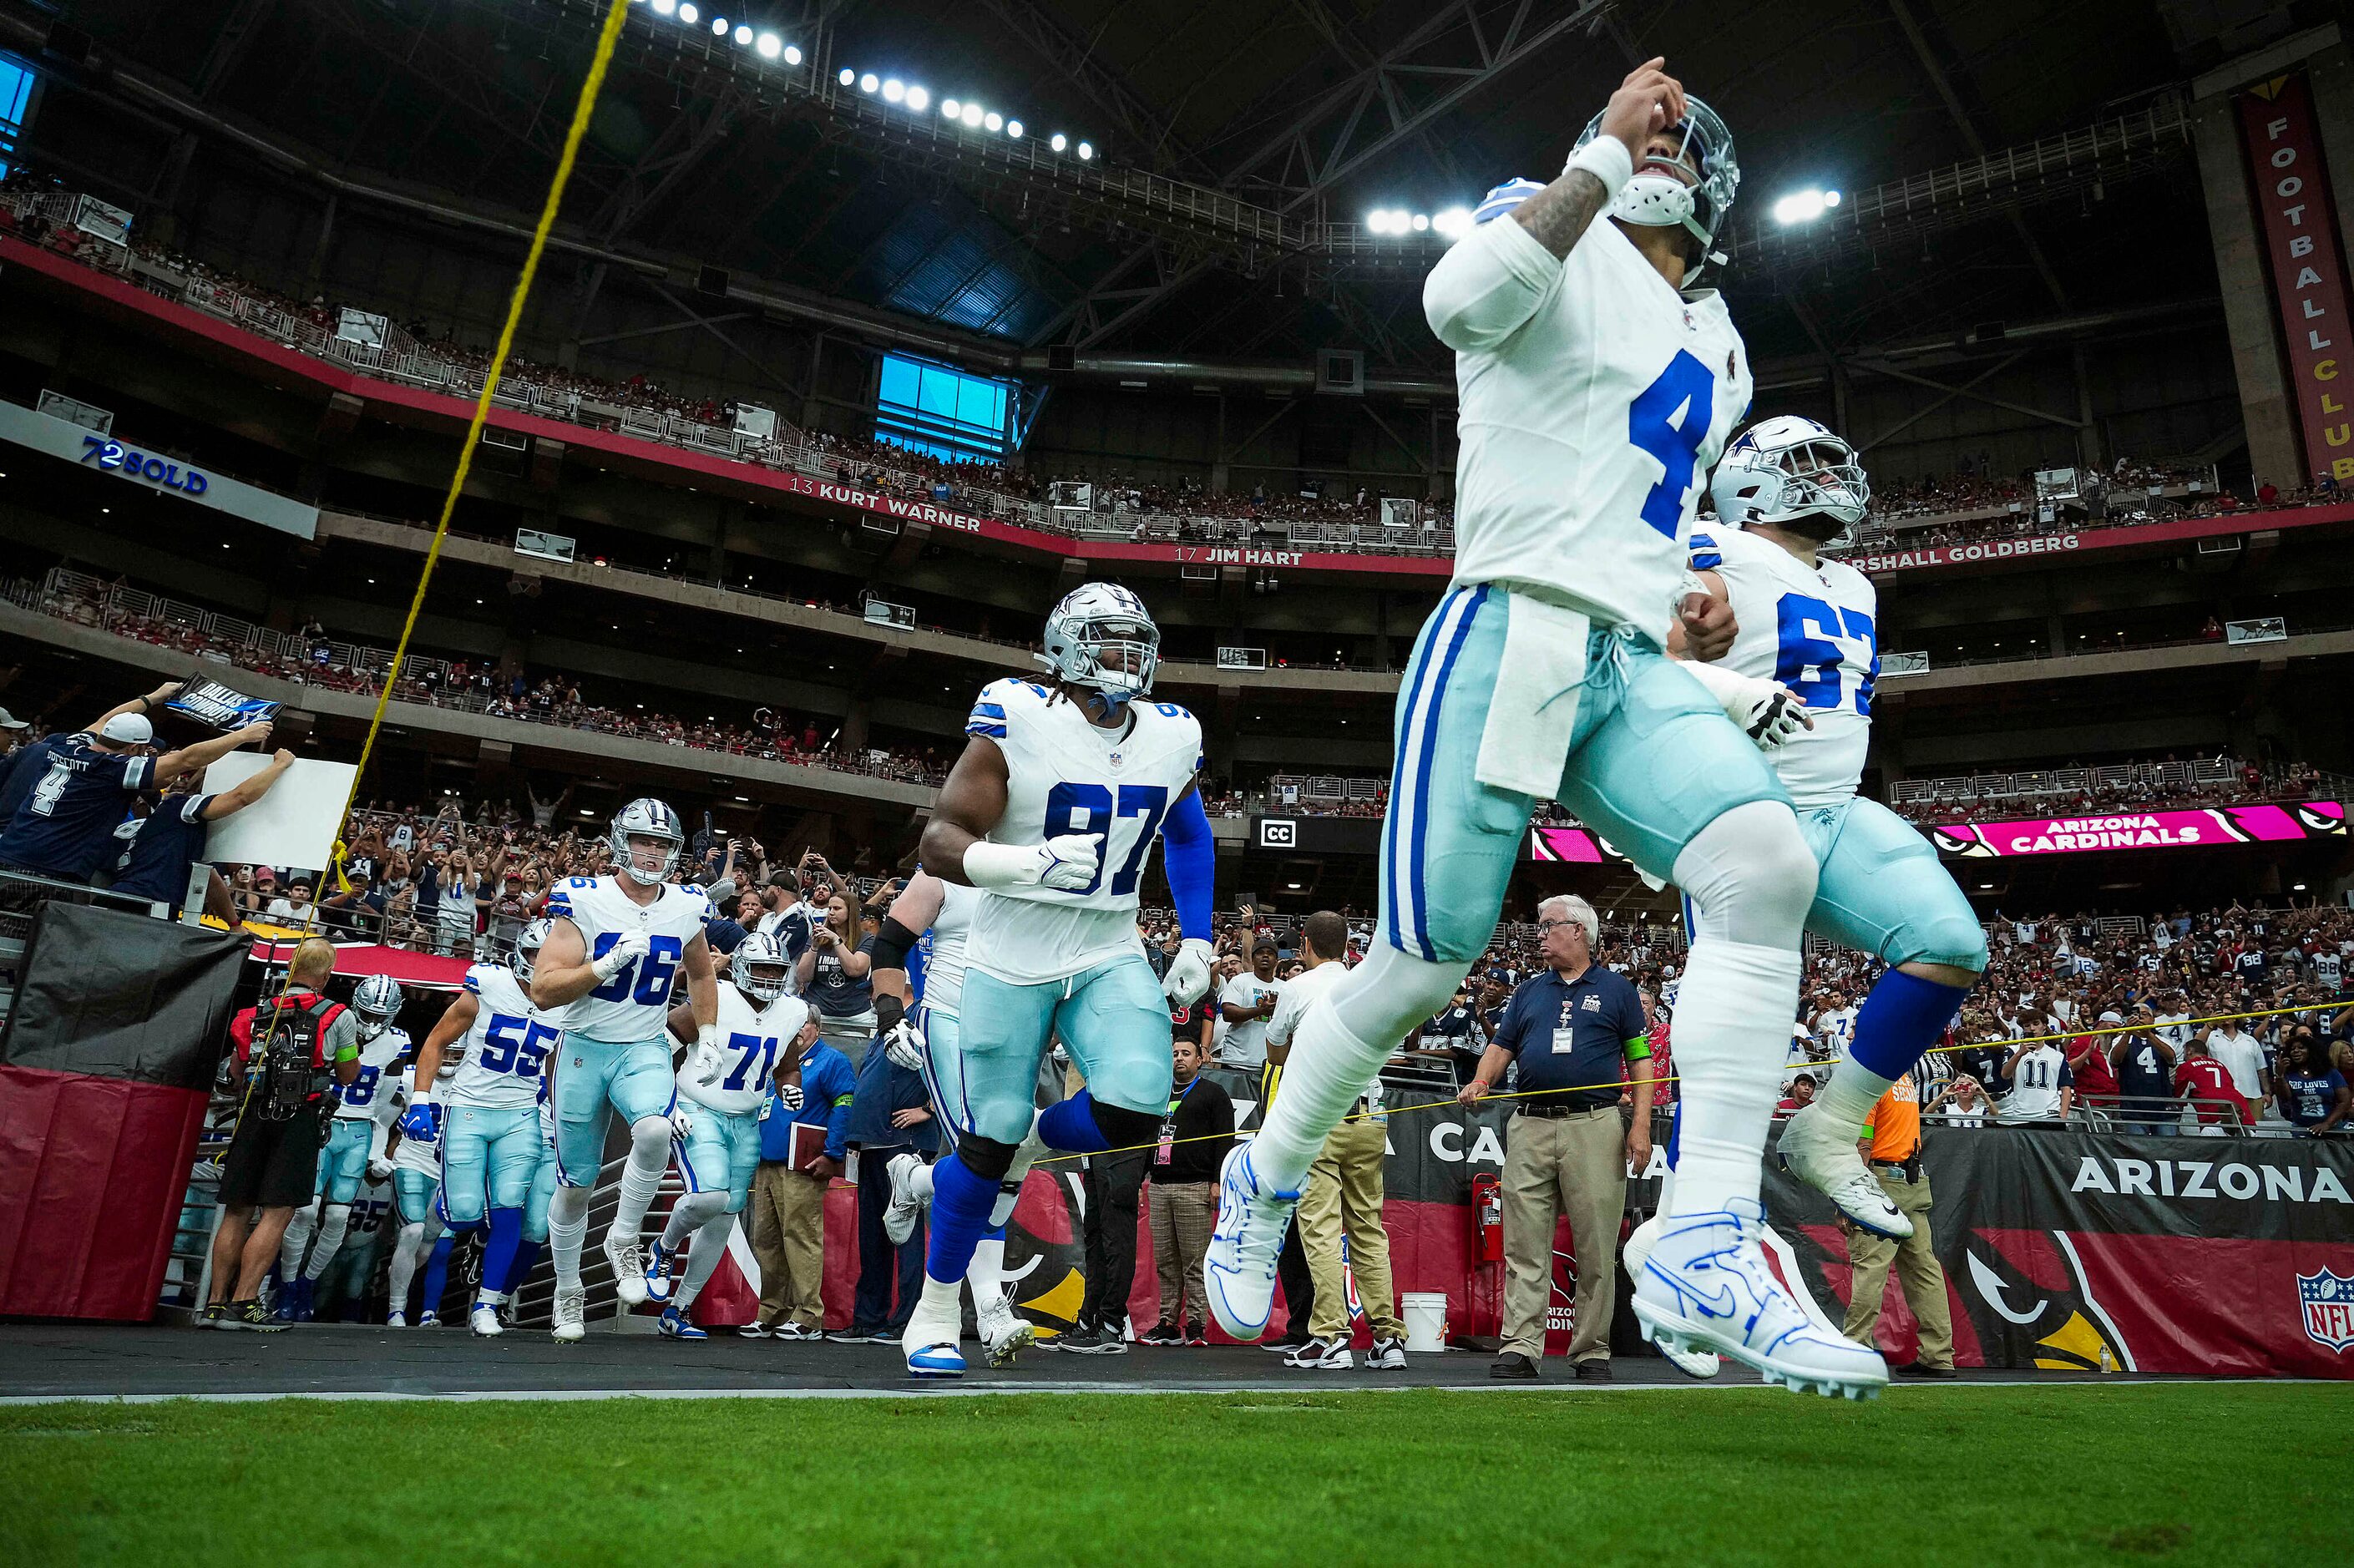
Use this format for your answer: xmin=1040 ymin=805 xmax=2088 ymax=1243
xmin=1840 ymin=1072 xmax=1956 ymax=1377
xmin=1460 ymin=895 xmax=1653 ymax=1381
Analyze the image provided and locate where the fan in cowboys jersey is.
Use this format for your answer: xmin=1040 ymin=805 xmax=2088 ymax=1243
xmin=404 ymin=918 xmax=567 ymax=1337
xmin=514 ymin=798 xmax=720 ymax=1343
xmin=1664 ymin=417 xmax=1985 ymax=1243
xmin=894 ymin=582 xmax=1220 ymax=1377
xmin=274 ymin=974 xmax=408 ymax=1323
xmin=1207 ymin=60 xmax=1886 ymax=1399
xmin=867 ymin=868 xmax=1040 ymax=1368
xmin=645 ymin=933 xmax=819 ymax=1341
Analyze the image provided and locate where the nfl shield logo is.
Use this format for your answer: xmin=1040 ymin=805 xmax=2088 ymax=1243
xmin=1107 ymin=750 xmax=1125 ymax=770
xmin=2296 ymin=1267 xmax=2354 ymax=1353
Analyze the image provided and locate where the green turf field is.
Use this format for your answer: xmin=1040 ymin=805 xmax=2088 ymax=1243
xmin=3 ymin=1384 xmax=2345 ymax=1565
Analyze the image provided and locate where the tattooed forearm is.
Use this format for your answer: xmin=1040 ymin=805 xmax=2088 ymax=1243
xmin=1510 ymin=169 xmax=1612 ymax=260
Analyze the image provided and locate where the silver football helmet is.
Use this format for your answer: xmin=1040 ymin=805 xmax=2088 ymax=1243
xmin=1568 ymin=94 xmax=1739 ymax=286
xmin=732 ymin=929 xmax=793 ymax=1004
xmin=608 ymin=797 xmax=684 ymax=886
xmin=352 ymin=974 xmax=403 ymax=1041
xmin=1034 ymin=582 xmax=1160 ymax=706
xmin=1709 ymin=416 xmax=1871 ymax=548
xmin=508 ymin=917 xmax=554 ymax=985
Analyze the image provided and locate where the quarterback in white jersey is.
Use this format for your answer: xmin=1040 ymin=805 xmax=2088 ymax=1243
xmin=1658 ymin=416 xmax=1985 ymax=1306
xmin=647 ymin=933 xmax=818 ymax=1340
xmin=523 ymin=798 xmax=720 ymax=1340
xmin=896 ymin=582 xmax=1220 ymax=1378
xmin=1211 ymin=60 xmax=1886 ymax=1399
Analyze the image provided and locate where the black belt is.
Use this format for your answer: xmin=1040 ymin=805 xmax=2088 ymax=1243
xmin=1516 ymin=1100 xmax=1612 ymax=1120
xmin=1872 ymin=1154 xmax=1924 ymax=1181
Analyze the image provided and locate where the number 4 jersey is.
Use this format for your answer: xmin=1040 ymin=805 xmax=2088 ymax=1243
xmin=448 ymin=964 xmax=564 ymax=1110
xmin=1690 ymin=524 xmax=1876 ymax=808
xmin=964 ymin=677 xmax=1202 ymax=985
xmin=543 ymin=876 xmax=711 ymax=1044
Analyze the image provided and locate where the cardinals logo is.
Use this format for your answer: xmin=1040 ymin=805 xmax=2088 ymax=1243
xmin=1958 ymin=1230 xmax=2134 ymax=1372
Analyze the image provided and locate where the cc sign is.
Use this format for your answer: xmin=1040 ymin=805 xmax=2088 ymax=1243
xmin=1258 ymin=818 xmax=1297 ymax=848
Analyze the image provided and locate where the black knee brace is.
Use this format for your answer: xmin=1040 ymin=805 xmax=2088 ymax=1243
xmin=1088 ymin=1099 xmax=1162 ymax=1153
xmin=954 ymin=1131 xmax=1021 ymax=1183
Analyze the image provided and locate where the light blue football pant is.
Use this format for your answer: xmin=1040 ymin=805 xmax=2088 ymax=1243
xmin=437 ymin=1104 xmax=543 ymax=1226
xmin=524 ymin=1144 xmax=559 ymax=1244
xmin=945 ymin=954 xmax=1171 ymax=1146
xmin=545 ymin=1033 xmax=677 ymax=1188
xmin=1795 ymin=797 xmax=1989 ymax=970
xmin=392 ymin=1168 xmax=440 ymax=1227
xmin=1381 ymin=585 xmax=1793 ymax=964
xmin=675 ymin=1105 xmax=762 ymax=1215
xmin=313 ymin=1116 xmax=374 ymax=1205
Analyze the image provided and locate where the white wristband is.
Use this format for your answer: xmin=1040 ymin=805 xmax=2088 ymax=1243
xmin=961 ymin=840 xmax=1042 ymax=891
xmin=1565 ymin=135 xmax=1634 ymax=197
xmin=409 ymin=1083 xmax=438 ymax=1106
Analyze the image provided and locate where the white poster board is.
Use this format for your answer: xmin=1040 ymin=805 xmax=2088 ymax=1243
xmin=200 ymin=754 xmax=358 ymax=873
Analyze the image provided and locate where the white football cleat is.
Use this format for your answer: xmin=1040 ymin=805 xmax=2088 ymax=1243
xmin=1622 ymin=1215 xmax=1719 ymax=1378
xmin=469 ymin=1302 xmax=505 ymax=1338
xmin=640 ymin=1238 xmax=677 ymax=1306
xmin=976 ymin=1297 xmax=1035 ymax=1368
xmin=550 ymin=1285 xmax=587 ymax=1343
xmin=883 ymin=1152 xmax=924 ymax=1248
xmin=1632 ymin=1199 xmax=1887 ymax=1400
xmin=1775 ymin=1102 xmax=1911 ymax=1239
xmin=1204 ymin=1144 xmax=1299 ymax=1342
xmin=384 ymin=1310 xmax=408 ymax=1330
xmin=605 ymin=1229 xmax=650 ymax=1307
xmin=901 ymin=1291 xmax=965 ymax=1379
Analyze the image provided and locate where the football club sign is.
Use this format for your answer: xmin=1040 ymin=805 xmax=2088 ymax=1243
xmin=2298 ymin=1267 xmax=2354 ymax=1354
xmin=169 ymin=677 xmax=281 ymax=731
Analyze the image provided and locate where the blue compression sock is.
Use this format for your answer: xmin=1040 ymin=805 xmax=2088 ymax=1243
xmin=924 ymin=1153 xmax=999 ymax=1286
xmin=478 ymin=1208 xmax=522 ymax=1302
xmin=419 ymin=1234 xmax=458 ymax=1318
xmin=506 ymin=1240 xmax=544 ymax=1295
xmin=1849 ymin=969 xmax=1972 ymax=1080
xmin=1036 ymin=1090 xmax=1111 ymax=1154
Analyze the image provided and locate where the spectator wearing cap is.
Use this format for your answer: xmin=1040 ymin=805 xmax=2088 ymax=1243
xmin=1216 ymin=938 xmax=1284 ymax=1070
xmin=1460 ymin=895 xmax=1652 ymax=1382
xmin=0 ymin=682 xmax=271 ymax=883
xmin=266 ymin=878 xmax=316 ymax=925
xmin=1775 ymin=1070 xmax=1819 ymax=1119
xmin=111 ymin=746 xmax=296 ymax=918
xmin=1840 ymin=1072 xmax=1956 ymax=1378
xmin=0 ymin=705 xmax=33 ymax=797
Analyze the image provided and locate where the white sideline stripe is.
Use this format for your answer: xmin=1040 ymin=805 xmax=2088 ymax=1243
xmin=0 ymin=1377 xmax=2265 ymax=1406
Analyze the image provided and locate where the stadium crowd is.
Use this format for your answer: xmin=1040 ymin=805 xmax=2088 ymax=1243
xmin=1888 ymin=754 xmax=2331 ymax=824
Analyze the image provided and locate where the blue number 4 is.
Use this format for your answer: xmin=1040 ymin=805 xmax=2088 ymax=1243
xmin=1630 ymin=349 xmax=1716 ymax=539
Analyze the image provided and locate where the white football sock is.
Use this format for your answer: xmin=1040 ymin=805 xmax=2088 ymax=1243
xmin=608 ymin=1117 xmax=672 ymax=1243
xmin=967 ymin=1233 xmax=1007 ymax=1310
xmin=1814 ymin=1056 xmax=1896 ymax=1135
xmin=387 ymin=1222 xmax=428 ymax=1315
xmin=910 ymin=1162 xmax=937 ymax=1205
xmin=279 ymin=1204 xmax=316 ymax=1279
xmin=547 ymin=1186 xmax=593 ymax=1293
xmin=661 ymin=1190 xmax=727 ymax=1252
xmin=670 ymin=1213 xmax=734 ymax=1313
xmin=301 ymin=1203 xmax=352 ymax=1282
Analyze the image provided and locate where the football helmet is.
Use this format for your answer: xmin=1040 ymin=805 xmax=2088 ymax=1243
xmin=508 ymin=917 xmax=553 ymax=985
xmin=1568 ymin=94 xmax=1739 ymax=286
xmin=609 ymin=797 xmax=684 ymax=886
xmin=1709 ymin=416 xmax=1871 ymax=548
xmin=732 ymin=929 xmax=793 ymax=1003
xmin=1035 ymin=582 xmax=1159 ymax=706
xmin=352 ymin=974 xmax=403 ymax=1041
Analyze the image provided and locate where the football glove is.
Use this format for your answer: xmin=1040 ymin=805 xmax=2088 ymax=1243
xmin=1162 ymin=937 xmax=1216 ymax=1007
xmin=366 ymin=1156 xmax=397 ymax=1183
xmin=1677 ymin=659 xmax=1814 ymax=751
xmin=883 ymin=1014 xmax=928 ymax=1073
xmin=668 ymin=1105 xmax=696 ymax=1139
xmin=776 ymin=1083 xmax=805 ymax=1112
xmin=397 ymin=1100 xmax=443 ymax=1145
xmin=591 ymin=929 xmax=653 ymax=980
xmin=963 ymin=834 xmax=1102 ymax=893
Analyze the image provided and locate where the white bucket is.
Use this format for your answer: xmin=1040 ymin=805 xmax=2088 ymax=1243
xmin=1401 ymin=1292 xmax=1449 ymax=1353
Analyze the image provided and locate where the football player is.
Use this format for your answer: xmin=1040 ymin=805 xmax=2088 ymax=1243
xmin=1666 ymin=419 xmax=1985 ymax=1227
xmin=868 ymin=867 xmax=1039 ymax=1367
xmin=403 ymin=918 xmax=566 ymax=1337
xmin=647 ymin=932 xmax=818 ymax=1339
xmin=1206 ymin=60 xmax=1887 ymax=1398
xmin=382 ymin=1050 xmax=453 ymax=1328
xmin=275 ymin=974 xmax=408 ymax=1322
xmin=900 ymin=583 xmax=1219 ymax=1376
xmin=524 ymin=799 xmax=720 ymax=1343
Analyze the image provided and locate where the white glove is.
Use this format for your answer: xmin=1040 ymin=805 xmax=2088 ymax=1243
xmin=776 ymin=1083 xmax=805 ymax=1112
xmin=883 ymin=1014 xmax=928 ymax=1072
xmin=366 ymin=1156 xmax=397 ymax=1183
xmin=1678 ymin=658 xmax=1815 ymax=751
xmin=1162 ymin=937 xmax=1216 ymax=1006
xmin=668 ymin=1104 xmax=695 ymax=1139
xmin=963 ymin=835 xmax=1101 ymax=893
xmin=591 ymin=929 xmax=652 ymax=980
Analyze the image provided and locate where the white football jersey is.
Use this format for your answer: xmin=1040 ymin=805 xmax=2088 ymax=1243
xmin=678 ymin=983 xmax=811 ymax=1116
xmin=1425 ymin=209 xmax=1752 ymax=634
xmin=447 ymin=964 xmax=563 ymax=1110
xmin=543 ymin=875 xmax=711 ymax=1043
xmin=388 ymin=1076 xmax=442 ymax=1176
xmin=919 ymin=881 xmax=979 ymax=1017
xmin=963 ymin=677 xmax=1202 ymax=984
xmin=332 ymin=1026 xmax=410 ymax=1123
xmin=1688 ymin=524 xmax=1876 ymax=808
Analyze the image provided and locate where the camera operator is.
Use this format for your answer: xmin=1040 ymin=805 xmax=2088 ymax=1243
xmin=202 ymin=938 xmax=363 ymax=1330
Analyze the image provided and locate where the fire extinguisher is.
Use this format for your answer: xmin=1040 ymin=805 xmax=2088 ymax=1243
xmin=1471 ymin=1171 xmax=1503 ymax=1262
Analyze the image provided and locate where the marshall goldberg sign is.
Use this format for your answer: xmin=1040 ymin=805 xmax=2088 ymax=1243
xmin=2237 ymin=70 xmax=2354 ymax=485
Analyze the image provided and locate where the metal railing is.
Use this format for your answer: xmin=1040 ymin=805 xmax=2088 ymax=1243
xmin=1892 ymin=756 xmax=2245 ymax=807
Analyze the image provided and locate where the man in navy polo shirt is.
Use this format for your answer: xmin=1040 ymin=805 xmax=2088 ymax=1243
xmin=1460 ymin=894 xmax=1653 ymax=1382
xmin=0 ymin=680 xmax=271 ymax=883
xmin=113 ymin=747 xmax=297 ymax=914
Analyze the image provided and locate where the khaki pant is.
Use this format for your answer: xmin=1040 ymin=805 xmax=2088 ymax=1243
xmin=1500 ymin=1107 xmax=1625 ymax=1364
xmin=747 ymin=1160 xmax=828 ymax=1330
xmin=1840 ymin=1166 xmax=1953 ymax=1368
xmin=1297 ymin=1117 xmax=1403 ymax=1340
xmin=1147 ymin=1180 xmax=1214 ymax=1325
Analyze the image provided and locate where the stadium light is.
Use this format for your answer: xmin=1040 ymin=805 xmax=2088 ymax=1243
xmin=734 ymin=23 xmax=752 ymax=44
xmin=1005 ymin=119 xmax=1022 ymax=139
xmin=652 ymin=0 xmax=673 ymax=13
xmin=860 ymin=72 xmax=879 ymax=94
xmin=755 ymin=31 xmax=779 ymax=58
xmin=1431 ymin=206 xmax=1471 ymax=238
xmin=942 ymin=98 xmax=960 ymax=117
xmin=782 ymin=43 xmax=801 ymax=64
xmin=1364 ymin=209 xmax=1389 ymax=234
xmin=1076 ymin=141 xmax=1093 ymax=160
xmin=1050 ymin=133 xmax=1067 ymax=152
xmin=883 ymin=78 xmax=905 ymax=103
xmin=677 ymin=1 xmax=696 ymax=21
xmin=711 ymin=17 xmax=727 ymax=35
xmin=960 ymin=102 xmax=985 ymax=128
xmin=1771 ymin=188 xmax=1840 ymax=225
xmin=839 ymin=67 xmax=855 ymax=85
xmin=904 ymin=86 xmax=929 ymax=111
xmin=1411 ymin=212 xmax=1430 ymax=231
xmin=985 ymin=111 xmax=1003 ymax=132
